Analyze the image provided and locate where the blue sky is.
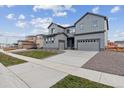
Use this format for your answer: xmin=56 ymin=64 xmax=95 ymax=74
xmin=0 ymin=5 xmax=124 ymax=44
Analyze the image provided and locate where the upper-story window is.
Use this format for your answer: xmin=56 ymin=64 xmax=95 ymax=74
xmin=92 ymin=20 xmax=98 ymax=27
xmin=51 ymin=28 xmax=55 ymax=34
xmin=67 ymin=29 xmax=70 ymax=34
xmin=80 ymin=23 xmax=83 ymax=31
xmin=72 ymin=28 xmax=75 ymax=33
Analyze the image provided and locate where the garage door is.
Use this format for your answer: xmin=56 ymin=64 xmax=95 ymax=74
xmin=77 ymin=39 xmax=100 ymax=51
xmin=59 ymin=40 xmax=65 ymax=50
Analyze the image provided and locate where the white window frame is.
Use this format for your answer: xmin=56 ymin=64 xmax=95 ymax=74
xmin=80 ymin=23 xmax=83 ymax=31
xmin=92 ymin=20 xmax=98 ymax=27
xmin=51 ymin=28 xmax=55 ymax=34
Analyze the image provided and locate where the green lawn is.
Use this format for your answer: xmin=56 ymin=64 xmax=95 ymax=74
xmin=15 ymin=50 xmax=57 ymax=59
xmin=51 ymin=75 xmax=113 ymax=88
xmin=0 ymin=53 xmax=26 ymax=67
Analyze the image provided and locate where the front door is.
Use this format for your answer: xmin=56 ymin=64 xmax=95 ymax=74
xmin=67 ymin=38 xmax=74 ymax=49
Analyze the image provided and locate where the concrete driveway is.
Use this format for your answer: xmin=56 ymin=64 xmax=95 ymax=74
xmin=43 ymin=50 xmax=98 ymax=67
xmin=0 ymin=50 xmax=98 ymax=88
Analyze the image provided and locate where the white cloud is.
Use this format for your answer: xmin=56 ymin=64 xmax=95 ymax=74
xmin=33 ymin=5 xmax=76 ymax=17
xmin=109 ymin=30 xmax=124 ymax=41
xmin=58 ymin=23 xmax=71 ymax=27
xmin=0 ymin=5 xmax=4 ymax=7
xmin=16 ymin=21 xmax=27 ymax=28
xmin=114 ymin=31 xmax=124 ymax=37
xmin=6 ymin=5 xmax=15 ymax=8
xmin=92 ymin=6 xmax=99 ymax=13
xmin=18 ymin=14 xmax=25 ymax=20
xmin=6 ymin=13 xmax=16 ymax=20
xmin=30 ymin=17 xmax=53 ymax=34
xmin=33 ymin=5 xmax=75 ymax=12
xmin=111 ymin=6 xmax=120 ymax=13
xmin=30 ymin=17 xmax=52 ymax=28
xmin=31 ymin=29 xmax=48 ymax=35
xmin=0 ymin=5 xmax=15 ymax=8
xmin=53 ymin=12 xmax=67 ymax=17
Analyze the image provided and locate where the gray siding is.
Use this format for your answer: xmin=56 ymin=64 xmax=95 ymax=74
xmin=65 ymin=27 xmax=75 ymax=37
xmin=75 ymin=14 xmax=106 ymax=34
xmin=49 ymin=24 xmax=64 ymax=34
xmin=43 ymin=34 xmax=67 ymax=49
xmin=75 ymin=33 xmax=105 ymax=50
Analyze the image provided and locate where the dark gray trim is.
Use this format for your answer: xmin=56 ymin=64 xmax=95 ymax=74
xmin=48 ymin=22 xmax=66 ymax=29
xmin=65 ymin=25 xmax=75 ymax=28
xmin=36 ymin=34 xmax=44 ymax=36
xmin=74 ymin=31 xmax=105 ymax=36
xmin=44 ymin=32 xmax=68 ymax=37
xmin=26 ymin=35 xmax=36 ymax=37
xmin=58 ymin=40 xmax=65 ymax=50
xmin=77 ymin=38 xmax=100 ymax=51
xmin=115 ymin=41 xmax=124 ymax=44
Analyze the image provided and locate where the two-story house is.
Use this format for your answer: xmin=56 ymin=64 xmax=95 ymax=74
xmin=18 ymin=35 xmax=37 ymax=49
xmin=43 ymin=12 xmax=109 ymax=51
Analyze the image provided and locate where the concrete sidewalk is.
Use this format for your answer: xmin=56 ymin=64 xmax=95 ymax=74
xmin=8 ymin=63 xmax=68 ymax=88
xmin=0 ymin=63 xmax=28 ymax=88
xmin=1 ymin=50 xmax=124 ymax=87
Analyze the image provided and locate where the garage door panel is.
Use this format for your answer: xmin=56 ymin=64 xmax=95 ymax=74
xmin=59 ymin=40 xmax=65 ymax=50
xmin=77 ymin=39 xmax=100 ymax=51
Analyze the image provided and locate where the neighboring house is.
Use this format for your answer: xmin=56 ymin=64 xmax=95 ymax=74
xmin=36 ymin=34 xmax=45 ymax=49
xmin=18 ymin=35 xmax=37 ymax=49
xmin=17 ymin=35 xmax=45 ymax=49
xmin=107 ymin=40 xmax=117 ymax=48
xmin=43 ymin=12 xmax=108 ymax=51
xmin=25 ymin=35 xmax=36 ymax=43
xmin=18 ymin=40 xmax=36 ymax=49
xmin=115 ymin=41 xmax=124 ymax=47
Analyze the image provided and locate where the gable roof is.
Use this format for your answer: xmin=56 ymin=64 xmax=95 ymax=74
xmin=74 ymin=12 xmax=109 ymax=30
xmin=74 ymin=12 xmax=107 ymax=25
xmin=48 ymin=22 xmax=66 ymax=29
xmin=26 ymin=35 xmax=36 ymax=38
xmin=48 ymin=12 xmax=109 ymax=31
xmin=36 ymin=34 xmax=45 ymax=36
xmin=115 ymin=41 xmax=124 ymax=43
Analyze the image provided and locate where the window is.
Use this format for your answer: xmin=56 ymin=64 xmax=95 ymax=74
xmin=92 ymin=20 xmax=98 ymax=27
xmin=51 ymin=37 xmax=54 ymax=41
xmin=51 ymin=28 xmax=55 ymax=34
xmin=49 ymin=37 xmax=51 ymax=41
xmin=52 ymin=41 xmax=54 ymax=43
xmin=80 ymin=23 xmax=83 ymax=31
xmin=46 ymin=38 xmax=48 ymax=42
xmin=67 ymin=29 xmax=70 ymax=33
xmin=72 ymin=29 xmax=75 ymax=33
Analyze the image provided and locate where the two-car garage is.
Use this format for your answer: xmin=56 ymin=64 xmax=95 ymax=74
xmin=77 ymin=39 xmax=100 ymax=51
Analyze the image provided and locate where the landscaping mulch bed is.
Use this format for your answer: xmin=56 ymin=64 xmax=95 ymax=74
xmin=82 ymin=51 xmax=124 ymax=76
